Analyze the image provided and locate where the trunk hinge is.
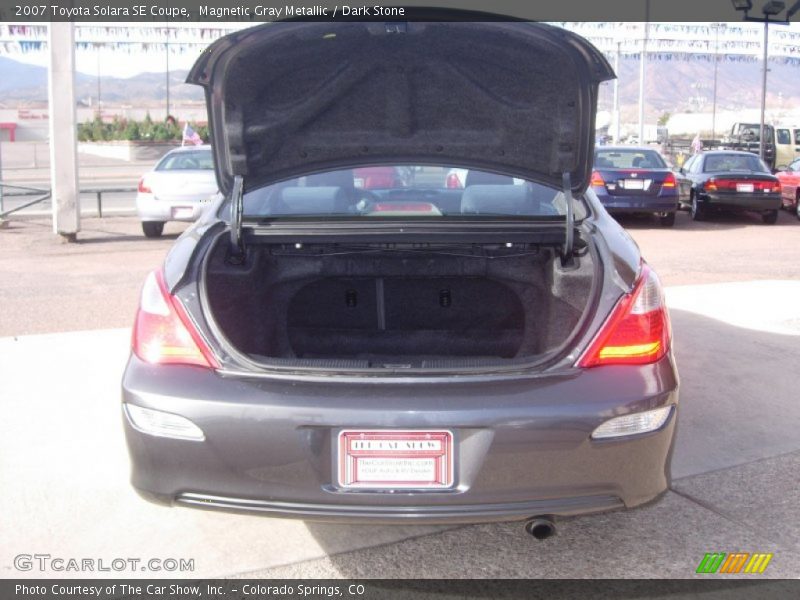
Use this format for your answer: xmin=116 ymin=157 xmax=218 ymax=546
xmin=561 ymin=171 xmax=575 ymax=267
xmin=228 ymin=175 xmax=245 ymax=265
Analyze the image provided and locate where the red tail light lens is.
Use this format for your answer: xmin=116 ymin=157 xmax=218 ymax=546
xmin=661 ymin=172 xmax=676 ymax=188
xmin=138 ymin=177 xmax=152 ymax=193
xmin=445 ymin=173 xmax=463 ymax=189
xmin=705 ymin=178 xmax=779 ymax=192
xmin=590 ymin=171 xmax=606 ymax=187
xmin=577 ymin=263 xmax=671 ymax=368
xmin=132 ymin=270 xmax=218 ymax=369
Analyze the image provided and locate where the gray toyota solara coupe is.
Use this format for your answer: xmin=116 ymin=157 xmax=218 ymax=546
xmin=122 ymin=18 xmax=679 ymax=530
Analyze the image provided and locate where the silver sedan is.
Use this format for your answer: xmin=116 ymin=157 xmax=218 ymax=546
xmin=135 ymin=145 xmax=218 ymax=237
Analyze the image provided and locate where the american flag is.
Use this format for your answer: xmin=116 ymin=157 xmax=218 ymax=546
xmin=182 ymin=123 xmax=203 ymax=146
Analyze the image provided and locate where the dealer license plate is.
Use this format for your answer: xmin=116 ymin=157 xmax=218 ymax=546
xmin=171 ymin=206 xmax=194 ymax=219
xmin=623 ymin=179 xmax=645 ymax=190
xmin=736 ymin=183 xmax=754 ymax=193
xmin=338 ymin=430 xmax=454 ymax=490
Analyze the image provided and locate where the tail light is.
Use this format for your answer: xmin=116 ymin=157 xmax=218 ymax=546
xmin=590 ymin=171 xmax=606 ymax=187
xmin=705 ymin=178 xmax=779 ymax=192
xmin=577 ymin=263 xmax=671 ymax=368
xmin=445 ymin=173 xmax=463 ymax=189
xmin=138 ymin=177 xmax=152 ymax=193
xmin=661 ymin=172 xmax=676 ymax=188
xmin=132 ymin=270 xmax=218 ymax=369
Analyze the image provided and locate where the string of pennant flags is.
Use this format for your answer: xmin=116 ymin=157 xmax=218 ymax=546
xmin=2 ymin=22 xmax=800 ymax=65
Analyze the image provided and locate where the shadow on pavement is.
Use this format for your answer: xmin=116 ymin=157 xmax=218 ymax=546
xmin=295 ymin=308 xmax=800 ymax=578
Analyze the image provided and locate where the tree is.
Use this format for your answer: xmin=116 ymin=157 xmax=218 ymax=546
xmin=657 ymin=112 xmax=671 ymax=127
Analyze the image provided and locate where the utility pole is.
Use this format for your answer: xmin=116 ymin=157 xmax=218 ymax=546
xmin=759 ymin=17 xmax=769 ymax=161
xmin=711 ymin=23 xmax=724 ymax=140
xmin=613 ymin=41 xmax=621 ymax=144
xmin=638 ymin=0 xmax=650 ymax=144
xmin=48 ymin=22 xmax=80 ymax=242
xmin=165 ymin=26 xmax=170 ymax=119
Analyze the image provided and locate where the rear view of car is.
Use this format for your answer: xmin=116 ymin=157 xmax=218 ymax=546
xmin=136 ymin=146 xmax=218 ymax=237
xmin=122 ymin=19 xmax=679 ymax=527
xmin=591 ymin=147 xmax=679 ymax=227
xmin=679 ymin=151 xmax=782 ymax=224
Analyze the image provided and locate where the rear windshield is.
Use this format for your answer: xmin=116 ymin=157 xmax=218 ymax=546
xmin=241 ymin=166 xmax=586 ymax=220
xmin=156 ymin=150 xmax=214 ymax=171
xmin=703 ymin=154 xmax=770 ymax=173
xmin=594 ymin=149 xmax=667 ymax=169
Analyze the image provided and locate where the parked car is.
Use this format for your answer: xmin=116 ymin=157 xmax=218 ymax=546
xmin=353 ymin=166 xmax=407 ymax=189
xmin=444 ymin=168 xmax=524 ymax=188
xmin=122 ymin=19 xmax=678 ymax=529
xmin=776 ymin=157 xmax=800 ymax=220
xmin=135 ymin=145 xmax=218 ymax=238
xmin=677 ymin=150 xmax=782 ymax=224
xmin=591 ymin=146 xmax=679 ymax=227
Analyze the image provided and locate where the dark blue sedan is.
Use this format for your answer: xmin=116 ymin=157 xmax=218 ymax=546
xmin=591 ymin=146 xmax=679 ymax=227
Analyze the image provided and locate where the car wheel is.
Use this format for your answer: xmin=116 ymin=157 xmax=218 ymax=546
xmin=690 ymin=194 xmax=705 ymax=221
xmin=658 ymin=212 xmax=676 ymax=227
xmin=796 ymin=194 xmax=800 ymax=221
xmin=142 ymin=221 xmax=165 ymax=238
xmin=761 ymin=210 xmax=778 ymax=225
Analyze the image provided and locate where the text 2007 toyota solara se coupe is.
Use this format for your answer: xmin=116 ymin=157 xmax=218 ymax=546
xmin=122 ymin=16 xmax=678 ymax=535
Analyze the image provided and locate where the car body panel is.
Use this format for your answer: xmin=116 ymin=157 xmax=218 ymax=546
xmin=774 ymin=126 xmax=800 ymax=169
xmin=123 ymin=350 xmax=677 ymax=522
xmin=776 ymin=158 xmax=800 ymax=211
xmin=186 ymin=19 xmax=614 ymax=196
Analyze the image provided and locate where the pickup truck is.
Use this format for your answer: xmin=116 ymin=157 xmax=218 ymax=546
xmin=718 ymin=123 xmax=776 ymax=170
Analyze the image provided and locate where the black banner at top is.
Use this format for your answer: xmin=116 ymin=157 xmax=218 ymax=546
xmin=0 ymin=0 xmax=790 ymax=23
xmin=2 ymin=579 xmax=800 ymax=600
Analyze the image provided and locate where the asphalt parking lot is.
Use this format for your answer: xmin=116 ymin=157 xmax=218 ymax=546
xmin=1 ymin=209 xmax=799 ymax=579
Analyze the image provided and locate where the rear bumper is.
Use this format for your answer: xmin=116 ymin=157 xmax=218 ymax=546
xmin=597 ymin=195 xmax=678 ymax=214
xmin=135 ymin=193 xmax=207 ymax=222
xmin=122 ymin=353 xmax=679 ymax=523
xmin=700 ymin=192 xmax=781 ymax=211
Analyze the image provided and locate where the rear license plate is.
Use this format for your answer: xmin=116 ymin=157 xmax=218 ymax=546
xmin=736 ymin=183 xmax=754 ymax=193
xmin=172 ymin=206 xmax=194 ymax=219
xmin=623 ymin=179 xmax=645 ymax=190
xmin=338 ymin=430 xmax=454 ymax=490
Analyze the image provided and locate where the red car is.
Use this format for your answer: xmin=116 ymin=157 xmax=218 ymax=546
xmin=353 ymin=167 xmax=407 ymax=190
xmin=776 ymin=157 xmax=800 ymax=220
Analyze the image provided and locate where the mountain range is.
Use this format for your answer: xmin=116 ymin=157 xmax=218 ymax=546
xmin=2 ymin=55 xmax=800 ymax=120
xmin=0 ymin=56 xmax=202 ymax=106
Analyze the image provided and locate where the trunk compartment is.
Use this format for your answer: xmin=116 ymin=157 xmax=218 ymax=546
xmin=203 ymin=236 xmax=595 ymax=370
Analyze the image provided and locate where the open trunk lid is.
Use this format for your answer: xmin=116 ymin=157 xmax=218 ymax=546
xmin=187 ymin=18 xmax=614 ymax=197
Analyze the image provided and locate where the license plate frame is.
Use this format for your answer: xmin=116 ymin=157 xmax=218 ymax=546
xmin=337 ymin=430 xmax=454 ymax=490
xmin=171 ymin=206 xmax=194 ymax=219
xmin=623 ymin=179 xmax=645 ymax=190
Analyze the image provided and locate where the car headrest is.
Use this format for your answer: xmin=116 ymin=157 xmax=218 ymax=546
xmin=461 ymin=184 xmax=531 ymax=215
xmin=464 ymin=171 xmax=514 ymax=187
xmin=305 ymin=170 xmax=354 ymax=189
xmin=272 ymin=186 xmax=346 ymax=215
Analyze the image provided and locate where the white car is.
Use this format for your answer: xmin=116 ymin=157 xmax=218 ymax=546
xmin=445 ymin=168 xmax=524 ymax=188
xmin=135 ymin=145 xmax=219 ymax=237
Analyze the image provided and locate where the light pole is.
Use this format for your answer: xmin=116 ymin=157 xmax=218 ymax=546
xmin=638 ymin=1 xmax=650 ymax=144
xmin=730 ymin=0 xmax=793 ymax=166
xmin=613 ymin=41 xmax=621 ymax=144
xmin=710 ymin=23 xmax=725 ymax=140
